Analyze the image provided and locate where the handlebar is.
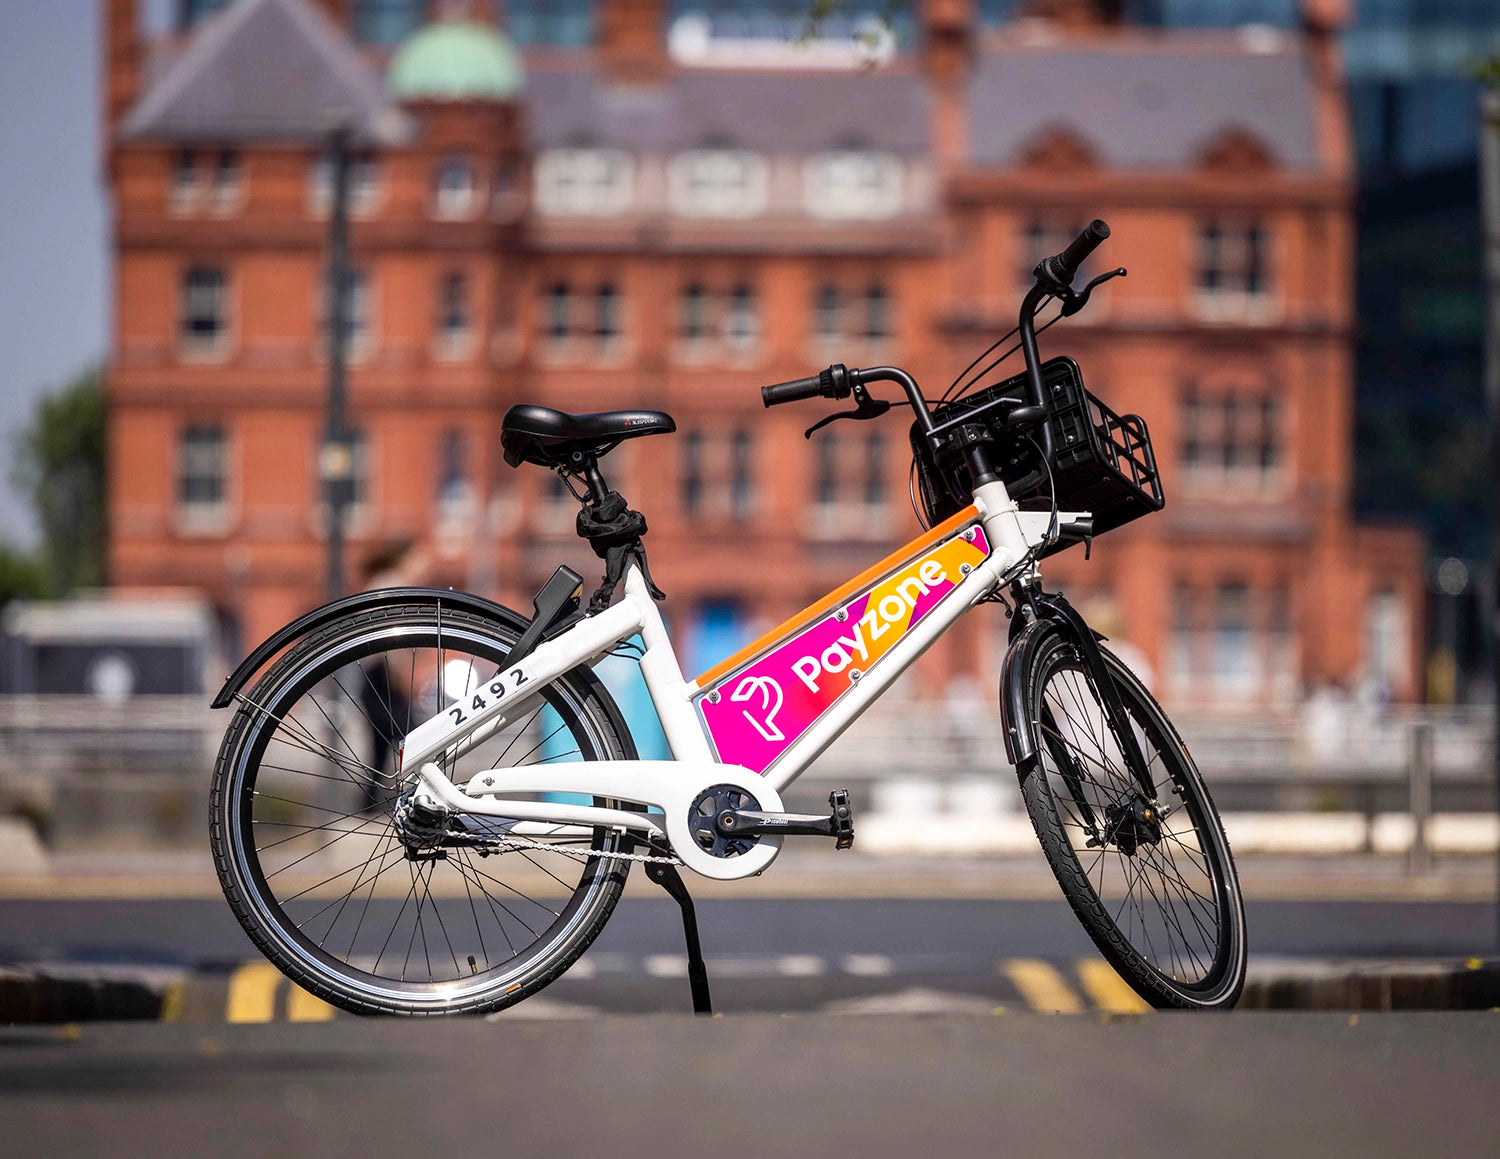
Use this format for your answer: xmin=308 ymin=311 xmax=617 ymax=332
xmin=1032 ymin=219 xmax=1110 ymax=291
xmin=761 ymin=363 xmax=853 ymax=407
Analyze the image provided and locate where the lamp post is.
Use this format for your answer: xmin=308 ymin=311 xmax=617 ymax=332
xmin=321 ymin=123 xmax=354 ymax=602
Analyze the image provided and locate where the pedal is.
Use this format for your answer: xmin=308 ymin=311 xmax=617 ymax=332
xmin=829 ymin=788 xmax=854 ymax=850
xmin=714 ymin=788 xmax=855 ymax=850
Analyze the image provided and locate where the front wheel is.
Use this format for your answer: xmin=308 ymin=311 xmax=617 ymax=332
xmin=1012 ymin=624 xmax=1247 ymax=1009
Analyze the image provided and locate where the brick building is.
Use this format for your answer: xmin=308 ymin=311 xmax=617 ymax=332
xmin=102 ymin=0 xmax=1424 ymax=711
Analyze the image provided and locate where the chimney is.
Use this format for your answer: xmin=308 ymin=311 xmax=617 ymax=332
xmin=103 ymin=0 xmax=139 ymax=133
xmin=923 ymin=0 xmax=974 ymax=169
xmin=1301 ymin=0 xmax=1351 ymax=88
xmin=599 ymin=0 xmax=667 ymax=82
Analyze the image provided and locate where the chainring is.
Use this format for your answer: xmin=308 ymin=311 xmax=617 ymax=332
xmin=689 ymin=784 xmax=762 ymax=858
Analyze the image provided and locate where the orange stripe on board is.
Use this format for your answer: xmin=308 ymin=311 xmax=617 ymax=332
xmin=693 ymin=505 xmax=980 ymax=690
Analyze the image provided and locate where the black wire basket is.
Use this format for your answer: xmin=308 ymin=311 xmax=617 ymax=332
xmin=910 ymin=356 xmax=1164 ymax=553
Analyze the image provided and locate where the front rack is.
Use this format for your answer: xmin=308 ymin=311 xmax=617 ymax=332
xmin=910 ymin=356 xmax=1164 ymax=555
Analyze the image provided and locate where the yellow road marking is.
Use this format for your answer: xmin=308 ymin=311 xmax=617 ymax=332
xmin=1076 ymin=960 xmax=1151 ymax=1013
xmin=286 ymin=985 xmax=337 ymax=1022
xmin=1003 ymin=959 xmax=1085 ymax=1014
xmin=159 ymin=979 xmax=186 ymax=1023
xmin=226 ymin=962 xmax=282 ymax=1023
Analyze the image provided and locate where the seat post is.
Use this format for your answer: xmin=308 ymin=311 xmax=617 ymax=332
xmin=574 ymin=453 xmax=610 ymax=504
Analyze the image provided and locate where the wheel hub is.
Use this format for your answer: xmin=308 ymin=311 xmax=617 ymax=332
xmin=393 ymin=785 xmax=451 ymax=853
xmin=1101 ymin=796 xmax=1162 ymax=857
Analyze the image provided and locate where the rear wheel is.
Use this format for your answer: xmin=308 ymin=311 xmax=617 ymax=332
xmin=210 ymin=601 xmax=635 ymax=1016
xmin=1014 ymin=625 xmax=1246 ymax=1009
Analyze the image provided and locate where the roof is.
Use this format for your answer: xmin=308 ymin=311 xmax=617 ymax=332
xmin=388 ymin=20 xmax=525 ymax=102
xmin=526 ymin=68 xmax=931 ymax=156
xmin=120 ymin=0 xmax=412 ymax=145
xmin=968 ymin=45 xmax=1320 ymax=170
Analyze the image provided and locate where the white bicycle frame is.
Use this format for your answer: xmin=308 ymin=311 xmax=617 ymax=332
xmin=403 ymin=480 xmax=1084 ymax=881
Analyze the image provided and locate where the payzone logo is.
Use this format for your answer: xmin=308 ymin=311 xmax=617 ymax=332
xmin=698 ymin=527 xmax=990 ymax=775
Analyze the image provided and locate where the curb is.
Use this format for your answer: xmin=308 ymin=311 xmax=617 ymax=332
xmin=0 ymin=964 xmax=185 ymax=1024
xmin=1238 ymin=958 xmax=1500 ymax=1011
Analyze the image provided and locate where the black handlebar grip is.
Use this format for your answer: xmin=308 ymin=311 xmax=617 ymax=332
xmin=1055 ymin=219 xmax=1110 ymax=280
xmin=761 ymin=374 xmax=823 ymax=407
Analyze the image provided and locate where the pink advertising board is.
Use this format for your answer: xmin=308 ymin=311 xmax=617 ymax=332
xmin=696 ymin=524 xmax=991 ymax=775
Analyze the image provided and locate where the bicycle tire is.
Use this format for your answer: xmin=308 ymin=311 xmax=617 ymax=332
xmin=1012 ymin=622 xmax=1247 ymax=1009
xmin=210 ymin=600 xmax=636 ymax=1016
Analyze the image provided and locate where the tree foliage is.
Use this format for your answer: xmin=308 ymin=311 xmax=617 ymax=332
xmin=10 ymin=368 xmax=107 ymax=597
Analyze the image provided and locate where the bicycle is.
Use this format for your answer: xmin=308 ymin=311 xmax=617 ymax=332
xmin=209 ymin=221 xmax=1247 ymax=1015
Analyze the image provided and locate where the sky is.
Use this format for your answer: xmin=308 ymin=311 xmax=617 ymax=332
xmin=0 ymin=0 xmax=109 ymax=547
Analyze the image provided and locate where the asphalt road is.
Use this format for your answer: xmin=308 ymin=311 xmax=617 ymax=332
xmin=3 ymin=895 xmax=1494 ymax=1018
xmin=1 ymin=1014 xmax=1497 ymax=1158
xmin=2 ymin=895 xmax=1493 ymax=967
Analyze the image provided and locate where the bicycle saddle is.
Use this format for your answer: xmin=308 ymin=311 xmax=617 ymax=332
xmin=501 ymin=404 xmax=676 ymax=468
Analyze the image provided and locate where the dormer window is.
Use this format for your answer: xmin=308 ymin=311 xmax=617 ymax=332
xmin=433 ymin=156 xmax=478 ymax=220
xmin=804 ymin=152 xmax=902 ymax=220
xmin=535 ymin=149 xmax=633 ymax=217
xmin=668 ymin=150 xmax=768 ymax=219
xmin=170 ymin=150 xmax=200 ymax=215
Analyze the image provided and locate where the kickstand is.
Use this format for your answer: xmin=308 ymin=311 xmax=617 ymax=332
xmin=644 ymin=860 xmax=712 ymax=1015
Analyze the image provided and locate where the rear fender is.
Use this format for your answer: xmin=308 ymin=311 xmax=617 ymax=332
xmin=211 ymin=586 xmax=533 ymax=709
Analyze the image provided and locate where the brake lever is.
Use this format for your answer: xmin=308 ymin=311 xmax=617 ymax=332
xmin=1059 ymin=267 xmax=1127 ymax=317
xmin=804 ymin=383 xmax=891 ymax=439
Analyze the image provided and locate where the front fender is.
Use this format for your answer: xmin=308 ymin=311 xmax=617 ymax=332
xmin=211 ymin=586 xmax=530 ymax=709
xmin=998 ymin=616 xmax=1065 ymax=768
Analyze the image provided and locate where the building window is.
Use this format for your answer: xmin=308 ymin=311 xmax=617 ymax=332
xmin=1180 ymin=387 xmax=1280 ymax=494
xmin=180 ymin=266 xmax=228 ymax=355
xmin=814 ymin=284 xmax=841 ymax=343
xmin=170 ymin=150 xmax=199 ymax=214
xmin=534 ymin=149 xmax=633 ymax=216
xmin=321 ymin=268 xmax=372 ymax=360
xmin=210 ymin=151 xmax=242 ymax=214
xmin=310 ymin=153 xmax=380 ymax=217
xmin=681 ymin=429 xmax=755 ymax=521
xmin=433 ymin=155 xmax=477 ymax=219
xmin=679 ymin=283 xmax=707 ymax=343
xmin=508 ymin=0 xmax=594 ymax=46
xmin=804 ymin=152 xmax=903 ymax=220
xmin=1171 ymin=582 xmax=1292 ymax=704
xmin=351 ymin=0 xmax=424 ymax=44
xmin=668 ymin=150 xmax=769 ymax=218
xmin=809 ymin=430 xmax=889 ymax=538
xmin=681 ymin=431 xmax=703 ymax=516
xmin=438 ymin=272 xmax=471 ymax=354
xmin=863 ymin=285 xmax=890 ymax=341
xmin=544 ymin=283 xmax=571 ymax=342
xmin=437 ymin=429 xmax=471 ymax=514
xmin=1212 ymin=583 xmax=1255 ymax=694
xmin=177 ymin=424 xmax=227 ymax=520
xmin=595 ymin=283 xmax=620 ymax=343
xmin=725 ymin=284 xmax=759 ymax=351
xmin=812 ymin=280 xmax=892 ymax=348
xmin=1196 ymin=220 xmax=1271 ymax=319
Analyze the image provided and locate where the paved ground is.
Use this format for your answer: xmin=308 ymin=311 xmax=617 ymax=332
xmin=1 ymin=1013 xmax=1497 ymax=1158
xmin=2 ymin=894 xmax=1494 ymax=1020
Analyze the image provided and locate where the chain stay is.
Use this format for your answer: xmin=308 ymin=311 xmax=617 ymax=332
xmin=471 ymin=831 xmax=682 ymax=867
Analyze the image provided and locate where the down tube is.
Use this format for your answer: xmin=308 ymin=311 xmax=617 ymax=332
xmin=759 ymin=555 xmax=1003 ymax=792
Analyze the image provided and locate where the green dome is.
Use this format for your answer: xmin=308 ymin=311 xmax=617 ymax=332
xmin=388 ymin=21 xmax=524 ymax=103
